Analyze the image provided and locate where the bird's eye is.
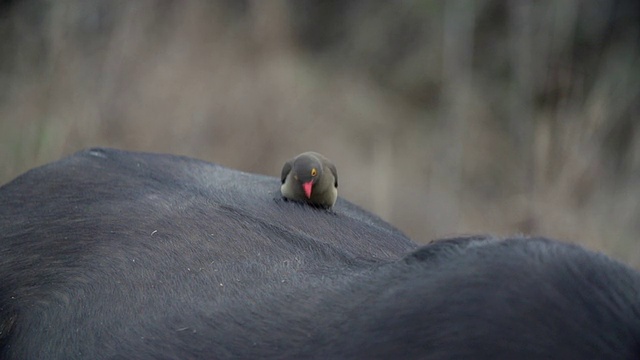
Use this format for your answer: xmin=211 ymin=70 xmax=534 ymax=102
xmin=311 ymin=168 xmax=317 ymax=177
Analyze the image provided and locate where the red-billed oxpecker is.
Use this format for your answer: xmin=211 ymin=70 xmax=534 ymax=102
xmin=281 ymin=152 xmax=338 ymax=208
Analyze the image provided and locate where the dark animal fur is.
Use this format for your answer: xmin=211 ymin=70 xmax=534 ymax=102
xmin=1 ymin=148 xmax=639 ymax=359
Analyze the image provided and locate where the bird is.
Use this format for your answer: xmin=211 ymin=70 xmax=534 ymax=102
xmin=280 ymin=152 xmax=338 ymax=208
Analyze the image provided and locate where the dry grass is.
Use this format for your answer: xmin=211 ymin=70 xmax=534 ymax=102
xmin=1 ymin=1 xmax=639 ymax=265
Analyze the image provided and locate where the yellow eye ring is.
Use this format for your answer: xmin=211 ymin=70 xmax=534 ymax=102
xmin=310 ymin=168 xmax=317 ymax=177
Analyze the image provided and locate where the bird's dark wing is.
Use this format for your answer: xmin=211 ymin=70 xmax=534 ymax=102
xmin=281 ymin=161 xmax=292 ymax=184
xmin=328 ymin=162 xmax=338 ymax=188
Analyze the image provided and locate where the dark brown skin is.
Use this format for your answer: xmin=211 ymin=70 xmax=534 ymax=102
xmin=280 ymin=152 xmax=338 ymax=208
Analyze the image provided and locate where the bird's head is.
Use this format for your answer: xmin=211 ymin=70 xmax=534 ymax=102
xmin=292 ymin=156 xmax=323 ymax=198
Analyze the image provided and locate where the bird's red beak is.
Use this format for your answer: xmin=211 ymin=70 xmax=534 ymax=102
xmin=302 ymin=181 xmax=313 ymax=199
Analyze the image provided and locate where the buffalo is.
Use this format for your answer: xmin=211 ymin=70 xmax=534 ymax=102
xmin=1 ymin=148 xmax=639 ymax=359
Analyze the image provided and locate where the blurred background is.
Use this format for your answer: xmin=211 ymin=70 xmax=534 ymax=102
xmin=1 ymin=0 xmax=639 ymax=264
